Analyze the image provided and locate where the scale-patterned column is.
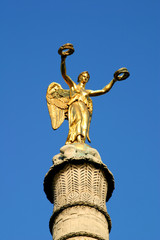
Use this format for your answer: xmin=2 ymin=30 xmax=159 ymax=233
xmin=44 ymin=143 xmax=114 ymax=240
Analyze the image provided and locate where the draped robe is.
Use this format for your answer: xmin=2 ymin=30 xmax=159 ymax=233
xmin=66 ymin=92 xmax=91 ymax=144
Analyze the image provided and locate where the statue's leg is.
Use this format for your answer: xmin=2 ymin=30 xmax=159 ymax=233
xmin=66 ymin=102 xmax=88 ymax=144
xmin=77 ymin=134 xmax=86 ymax=143
xmin=66 ymin=103 xmax=81 ymax=144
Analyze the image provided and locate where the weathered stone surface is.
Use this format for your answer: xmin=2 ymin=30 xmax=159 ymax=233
xmin=52 ymin=206 xmax=109 ymax=240
xmin=52 ymin=162 xmax=108 ymax=211
xmin=52 ymin=143 xmax=102 ymax=165
xmin=44 ymin=144 xmax=115 ymax=240
xmin=67 ymin=237 xmax=100 ymax=240
xmin=44 ymin=144 xmax=115 ymax=203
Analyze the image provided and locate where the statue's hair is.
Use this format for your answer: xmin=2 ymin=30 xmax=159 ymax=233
xmin=77 ymin=71 xmax=90 ymax=82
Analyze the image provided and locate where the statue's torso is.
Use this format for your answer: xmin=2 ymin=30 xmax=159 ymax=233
xmin=68 ymin=84 xmax=89 ymax=106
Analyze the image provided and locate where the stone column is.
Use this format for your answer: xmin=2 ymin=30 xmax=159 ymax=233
xmin=44 ymin=143 xmax=114 ymax=240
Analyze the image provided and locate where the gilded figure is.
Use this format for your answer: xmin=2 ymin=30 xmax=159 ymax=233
xmin=46 ymin=43 xmax=130 ymax=144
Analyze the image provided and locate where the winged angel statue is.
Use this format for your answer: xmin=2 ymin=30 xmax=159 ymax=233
xmin=46 ymin=43 xmax=130 ymax=144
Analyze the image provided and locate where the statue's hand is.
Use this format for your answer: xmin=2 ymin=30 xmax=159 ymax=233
xmin=114 ymin=68 xmax=130 ymax=81
xmin=58 ymin=43 xmax=74 ymax=56
xmin=61 ymin=55 xmax=67 ymax=61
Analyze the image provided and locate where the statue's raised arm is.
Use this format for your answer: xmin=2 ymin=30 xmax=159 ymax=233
xmin=59 ymin=43 xmax=76 ymax=88
xmin=88 ymin=68 xmax=130 ymax=97
xmin=46 ymin=44 xmax=75 ymax=132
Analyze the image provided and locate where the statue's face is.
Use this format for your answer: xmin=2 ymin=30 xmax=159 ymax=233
xmin=78 ymin=71 xmax=90 ymax=84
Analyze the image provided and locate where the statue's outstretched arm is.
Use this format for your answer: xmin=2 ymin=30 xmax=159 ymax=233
xmin=88 ymin=68 xmax=130 ymax=97
xmin=61 ymin=56 xmax=75 ymax=88
xmin=88 ymin=78 xmax=117 ymax=97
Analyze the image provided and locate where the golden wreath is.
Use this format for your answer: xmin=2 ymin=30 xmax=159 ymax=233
xmin=114 ymin=67 xmax=130 ymax=81
xmin=58 ymin=43 xmax=75 ymax=56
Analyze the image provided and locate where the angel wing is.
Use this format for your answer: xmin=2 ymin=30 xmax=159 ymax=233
xmin=46 ymin=82 xmax=70 ymax=130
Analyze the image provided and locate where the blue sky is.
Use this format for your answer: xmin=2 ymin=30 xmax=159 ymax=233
xmin=0 ymin=1 xmax=159 ymax=239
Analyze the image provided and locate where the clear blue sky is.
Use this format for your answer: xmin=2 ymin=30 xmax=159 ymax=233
xmin=0 ymin=1 xmax=159 ymax=239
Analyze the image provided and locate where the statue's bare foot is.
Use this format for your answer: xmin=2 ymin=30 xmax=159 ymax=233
xmin=77 ymin=135 xmax=82 ymax=143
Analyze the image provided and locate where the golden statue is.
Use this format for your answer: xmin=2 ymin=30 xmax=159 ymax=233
xmin=46 ymin=43 xmax=130 ymax=144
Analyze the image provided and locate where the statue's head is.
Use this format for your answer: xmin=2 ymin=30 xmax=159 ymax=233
xmin=78 ymin=71 xmax=90 ymax=84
